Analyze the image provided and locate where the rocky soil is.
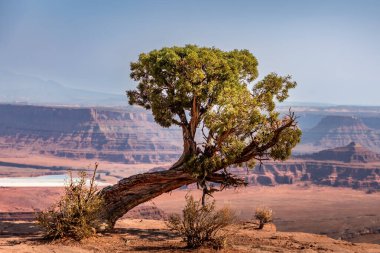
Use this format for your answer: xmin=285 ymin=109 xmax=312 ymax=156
xmin=1 ymin=219 xmax=380 ymax=253
xmin=2 ymin=185 xmax=380 ymax=244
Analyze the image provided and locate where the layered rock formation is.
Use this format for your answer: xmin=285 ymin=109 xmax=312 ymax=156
xmin=2 ymin=104 xmax=380 ymax=189
xmin=242 ymin=161 xmax=380 ymax=189
xmin=300 ymin=142 xmax=380 ymax=163
xmin=234 ymin=143 xmax=380 ymax=190
xmin=299 ymin=115 xmax=380 ymax=153
xmin=0 ymin=104 xmax=182 ymax=163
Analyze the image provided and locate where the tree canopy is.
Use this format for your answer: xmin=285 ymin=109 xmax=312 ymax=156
xmin=127 ymin=45 xmax=301 ymax=188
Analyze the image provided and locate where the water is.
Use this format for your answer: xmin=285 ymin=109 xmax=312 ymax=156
xmin=0 ymin=174 xmax=110 ymax=187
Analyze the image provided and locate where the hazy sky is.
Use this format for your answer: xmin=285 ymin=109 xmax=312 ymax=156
xmin=0 ymin=0 xmax=379 ymax=105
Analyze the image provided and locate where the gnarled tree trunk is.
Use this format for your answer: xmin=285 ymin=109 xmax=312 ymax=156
xmin=96 ymin=164 xmax=196 ymax=230
xmin=94 ymin=112 xmax=297 ymax=230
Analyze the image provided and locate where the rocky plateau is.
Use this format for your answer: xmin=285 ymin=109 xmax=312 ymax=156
xmin=232 ymin=142 xmax=380 ymax=190
xmin=0 ymin=104 xmax=182 ymax=164
xmin=2 ymin=104 xmax=380 ymax=192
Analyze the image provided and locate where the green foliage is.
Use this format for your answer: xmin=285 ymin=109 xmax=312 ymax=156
xmin=36 ymin=165 xmax=103 ymax=240
xmin=128 ymin=45 xmax=301 ymax=178
xmin=254 ymin=207 xmax=273 ymax=229
xmin=128 ymin=45 xmax=258 ymax=128
xmin=167 ymin=195 xmax=235 ymax=249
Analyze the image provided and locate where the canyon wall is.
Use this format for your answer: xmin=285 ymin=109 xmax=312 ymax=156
xmin=236 ymin=161 xmax=380 ymax=190
xmin=0 ymin=104 xmax=182 ymax=163
xmin=2 ymin=103 xmax=380 ymax=189
xmin=295 ymin=114 xmax=380 ymax=153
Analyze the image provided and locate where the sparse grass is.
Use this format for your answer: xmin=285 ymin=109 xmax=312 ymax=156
xmin=254 ymin=207 xmax=273 ymax=229
xmin=166 ymin=195 xmax=235 ymax=249
xmin=36 ymin=163 xmax=103 ymax=241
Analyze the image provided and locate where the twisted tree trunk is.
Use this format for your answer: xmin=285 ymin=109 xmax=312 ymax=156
xmin=94 ymin=114 xmax=296 ymax=230
xmin=95 ymin=115 xmax=203 ymax=231
xmin=96 ymin=164 xmax=196 ymax=230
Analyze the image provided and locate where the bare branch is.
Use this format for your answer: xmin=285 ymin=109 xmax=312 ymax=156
xmin=205 ymin=171 xmax=247 ymax=189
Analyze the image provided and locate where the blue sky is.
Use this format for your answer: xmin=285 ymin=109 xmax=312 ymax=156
xmin=0 ymin=0 xmax=379 ymax=105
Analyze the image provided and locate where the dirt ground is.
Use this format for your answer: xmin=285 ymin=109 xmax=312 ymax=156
xmin=152 ymin=185 xmax=380 ymax=242
xmin=1 ymin=219 xmax=380 ymax=253
xmin=1 ymin=183 xmax=380 ymax=252
xmin=1 ymin=185 xmax=380 ymax=243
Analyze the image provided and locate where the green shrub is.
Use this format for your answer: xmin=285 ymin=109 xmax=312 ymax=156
xmin=167 ymin=195 xmax=235 ymax=249
xmin=254 ymin=207 xmax=273 ymax=229
xmin=36 ymin=163 xmax=103 ymax=240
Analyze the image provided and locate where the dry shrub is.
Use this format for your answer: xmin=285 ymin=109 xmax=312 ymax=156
xmin=254 ymin=207 xmax=273 ymax=229
xmin=36 ymin=163 xmax=103 ymax=240
xmin=167 ymin=195 xmax=235 ymax=249
xmin=365 ymin=188 xmax=376 ymax=194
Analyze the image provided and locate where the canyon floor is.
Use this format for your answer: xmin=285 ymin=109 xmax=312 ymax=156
xmin=1 ymin=154 xmax=380 ymax=251
xmin=153 ymin=185 xmax=380 ymax=243
xmin=1 ymin=219 xmax=380 ymax=253
xmin=1 ymin=185 xmax=380 ymax=244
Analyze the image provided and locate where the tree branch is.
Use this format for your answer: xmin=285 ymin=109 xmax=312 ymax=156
xmin=205 ymin=171 xmax=247 ymax=189
xmin=235 ymin=112 xmax=298 ymax=163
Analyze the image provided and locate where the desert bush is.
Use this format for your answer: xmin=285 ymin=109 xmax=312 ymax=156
xmin=254 ymin=207 xmax=273 ymax=229
xmin=365 ymin=188 xmax=376 ymax=194
xmin=166 ymin=195 xmax=235 ymax=249
xmin=36 ymin=163 xmax=103 ymax=240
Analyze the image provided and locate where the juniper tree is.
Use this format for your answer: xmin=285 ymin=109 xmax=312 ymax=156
xmin=97 ymin=45 xmax=301 ymax=229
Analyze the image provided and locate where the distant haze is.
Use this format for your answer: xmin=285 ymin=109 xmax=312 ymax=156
xmin=0 ymin=70 xmax=126 ymax=106
xmin=0 ymin=0 xmax=379 ymax=106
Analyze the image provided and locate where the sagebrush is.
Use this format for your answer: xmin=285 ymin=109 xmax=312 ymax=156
xmin=167 ymin=195 xmax=235 ymax=249
xmin=254 ymin=207 xmax=273 ymax=229
xmin=36 ymin=163 xmax=103 ymax=240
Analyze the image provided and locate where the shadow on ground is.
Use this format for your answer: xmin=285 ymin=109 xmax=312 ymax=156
xmin=114 ymin=227 xmax=177 ymax=241
xmin=0 ymin=221 xmax=41 ymax=239
xmin=0 ymin=220 xmax=186 ymax=251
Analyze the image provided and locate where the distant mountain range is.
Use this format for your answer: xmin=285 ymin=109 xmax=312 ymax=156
xmin=2 ymin=70 xmax=380 ymax=109
xmin=0 ymin=70 xmax=126 ymax=106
